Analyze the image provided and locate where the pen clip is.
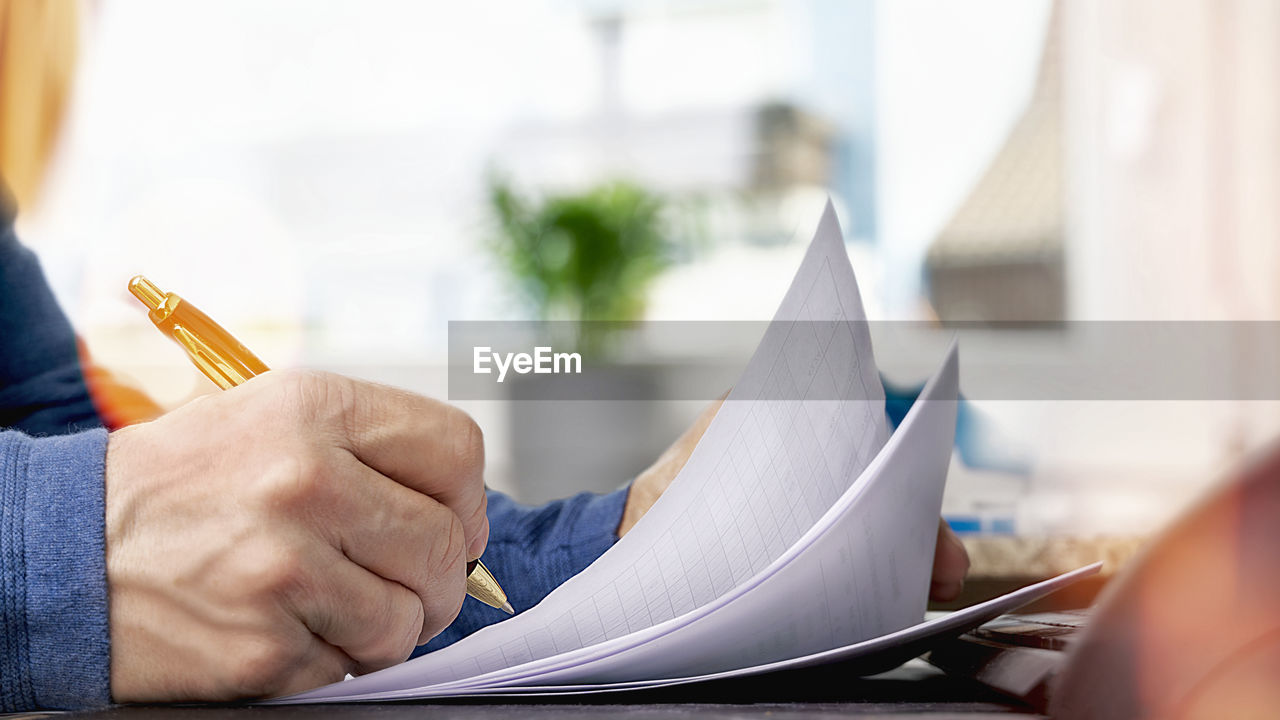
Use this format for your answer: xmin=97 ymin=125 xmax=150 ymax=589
xmin=172 ymin=325 xmax=252 ymax=390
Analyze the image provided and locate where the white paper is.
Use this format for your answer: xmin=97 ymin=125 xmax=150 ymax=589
xmin=287 ymin=200 xmax=891 ymax=702
xmin=468 ymin=342 xmax=958 ymax=689
xmin=296 ymin=341 xmax=959 ymax=702
xmin=325 ymin=563 xmax=1101 ymax=700
xmin=276 ymin=201 xmax=1096 ymax=705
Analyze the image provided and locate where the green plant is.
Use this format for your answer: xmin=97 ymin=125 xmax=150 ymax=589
xmin=487 ymin=177 xmax=672 ymax=357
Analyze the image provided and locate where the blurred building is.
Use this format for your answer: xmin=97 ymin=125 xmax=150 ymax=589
xmin=930 ymin=0 xmax=1280 ymax=537
xmin=1064 ymin=0 xmax=1280 ymax=323
xmin=926 ymin=2 xmax=1064 ymax=323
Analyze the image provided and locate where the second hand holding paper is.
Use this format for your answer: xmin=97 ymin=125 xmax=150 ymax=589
xmin=280 ymin=202 xmax=1095 ymax=703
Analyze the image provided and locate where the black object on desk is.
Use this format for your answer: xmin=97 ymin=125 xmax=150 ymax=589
xmin=925 ymin=609 xmax=1090 ymax=711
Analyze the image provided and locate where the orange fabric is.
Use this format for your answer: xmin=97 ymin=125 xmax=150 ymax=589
xmin=76 ymin=338 xmax=164 ymax=429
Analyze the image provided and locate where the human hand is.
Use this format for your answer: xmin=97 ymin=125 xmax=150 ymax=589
xmin=619 ymin=397 xmax=970 ymax=601
xmin=104 ymin=370 xmax=489 ymax=702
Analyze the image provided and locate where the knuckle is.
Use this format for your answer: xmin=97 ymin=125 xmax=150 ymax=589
xmin=446 ymin=409 xmax=485 ymax=478
xmin=425 ymin=511 xmax=467 ymax=583
xmin=364 ymin=594 xmax=422 ymax=669
xmin=418 ymin=514 xmax=467 ymax=641
xmin=422 ymin=574 xmax=466 ymax=642
xmin=398 ymin=500 xmax=440 ymax=589
xmin=273 ymin=369 xmax=353 ymax=428
xmin=240 ymin=541 xmax=308 ymax=600
xmin=258 ymin=449 xmax=328 ymax=511
xmin=269 ymin=368 xmax=323 ymax=410
xmin=464 ymin=492 xmax=490 ymax=545
xmin=230 ymin=636 xmax=302 ymax=698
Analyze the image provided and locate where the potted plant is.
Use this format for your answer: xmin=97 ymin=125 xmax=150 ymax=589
xmin=486 ymin=177 xmax=677 ymax=502
xmin=488 ymin=176 xmax=672 ymax=356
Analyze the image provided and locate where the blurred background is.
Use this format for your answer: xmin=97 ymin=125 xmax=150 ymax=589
xmin=7 ymin=0 xmax=1280 ymax=599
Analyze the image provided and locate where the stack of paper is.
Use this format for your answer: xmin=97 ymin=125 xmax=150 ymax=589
xmin=281 ymin=202 xmax=1097 ymax=703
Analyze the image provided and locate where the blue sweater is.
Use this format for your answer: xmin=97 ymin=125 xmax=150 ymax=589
xmin=0 ymin=214 xmax=626 ymax=711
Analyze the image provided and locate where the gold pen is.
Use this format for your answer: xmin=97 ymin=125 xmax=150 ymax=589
xmin=128 ymin=275 xmax=514 ymax=615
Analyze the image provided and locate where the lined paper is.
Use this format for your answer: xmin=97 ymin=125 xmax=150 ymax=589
xmin=278 ymin=202 xmax=1096 ymax=704
xmin=290 ymin=201 xmax=892 ymax=700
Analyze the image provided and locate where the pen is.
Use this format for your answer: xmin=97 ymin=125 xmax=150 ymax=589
xmin=127 ymin=274 xmax=514 ymax=615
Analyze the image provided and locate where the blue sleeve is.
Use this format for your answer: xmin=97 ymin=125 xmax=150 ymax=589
xmin=415 ymin=486 xmax=628 ymax=654
xmin=1 ymin=208 xmax=112 ymax=711
xmin=0 ymin=428 xmax=112 ymax=711
xmin=0 ymin=215 xmax=102 ymax=436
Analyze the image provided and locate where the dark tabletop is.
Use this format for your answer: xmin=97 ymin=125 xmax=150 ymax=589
xmin=15 ymin=662 xmax=1039 ymax=720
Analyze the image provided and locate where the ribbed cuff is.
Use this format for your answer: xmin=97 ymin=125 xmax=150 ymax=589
xmin=22 ymin=428 xmax=112 ymax=709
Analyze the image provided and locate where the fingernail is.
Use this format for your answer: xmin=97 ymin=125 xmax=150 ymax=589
xmin=468 ymin=534 xmax=486 ymax=562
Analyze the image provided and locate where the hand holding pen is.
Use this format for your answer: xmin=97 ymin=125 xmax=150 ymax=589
xmin=126 ymin=275 xmax=511 ymax=613
xmin=104 ymin=276 xmax=507 ymax=703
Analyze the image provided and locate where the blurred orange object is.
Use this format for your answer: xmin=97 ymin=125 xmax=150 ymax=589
xmin=76 ymin=338 xmax=163 ymax=429
xmin=0 ymin=0 xmax=79 ymax=211
xmin=1051 ymin=439 xmax=1280 ymax=719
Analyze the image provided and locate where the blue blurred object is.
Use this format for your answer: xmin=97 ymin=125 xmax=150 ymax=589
xmin=884 ymin=375 xmax=1030 ymax=536
xmin=944 ymin=516 xmax=983 ymax=534
xmin=883 ymin=375 xmax=1032 ymax=476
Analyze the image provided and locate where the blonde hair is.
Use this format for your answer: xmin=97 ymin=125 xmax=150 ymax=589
xmin=0 ymin=0 xmax=78 ymax=211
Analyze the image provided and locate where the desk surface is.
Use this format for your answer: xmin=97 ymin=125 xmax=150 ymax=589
xmin=38 ymin=662 xmax=1039 ymax=720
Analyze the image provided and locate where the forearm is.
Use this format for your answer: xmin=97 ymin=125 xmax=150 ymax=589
xmin=0 ymin=428 xmax=111 ymax=712
xmin=415 ymin=486 xmax=627 ymax=654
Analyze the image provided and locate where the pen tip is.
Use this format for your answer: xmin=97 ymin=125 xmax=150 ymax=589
xmin=501 ymin=601 xmax=515 ymax=615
